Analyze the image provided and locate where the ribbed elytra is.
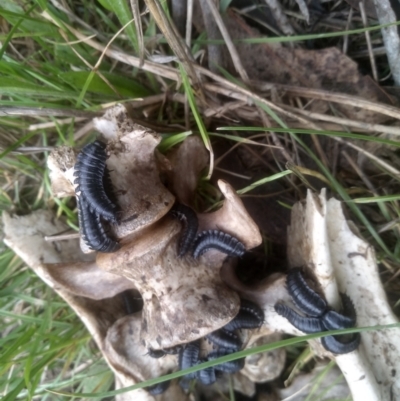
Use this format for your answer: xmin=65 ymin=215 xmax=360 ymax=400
xmin=286 ymin=268 xmax=327 ymax=317
xmin=102 ymin=167 xmax=119 ymax=209
xmin=321 ymin=334 xmax=361 ymax=354
xmin=207 ymin=348 xmax=245 ymax=373
xmin=274 ymin=303 xmax=325 ymax=333
xmin=322 ymin=293 xmax=356 ymax=331
xmin=193 ymin=230 xmax=245 ymax=259
xmin=74 ymin=140 xmax=118 ymax=223
xmin=196 ymin=363 xmax=216 ymax=385
xmin=77 ymin=195 xmax=120 ymax=253
xmin=178 ymin=341 xmax=200 ymax=380
xmin=224 ymin=299 xmax=264 ymax=331
xmin=224 ymin=309 xmax=262 ymax=331
xmin=239 ymin=299 xmax=265 ymax=322
xmin=170 ymin=203 xmax=198 ymax=257
xmin=322 ymin=310 xmax=355 ymax=330
xmin=206 ymin=329 xmax=242 ymax=351
xmin=277 ymin=269 xmax=360 ymax=354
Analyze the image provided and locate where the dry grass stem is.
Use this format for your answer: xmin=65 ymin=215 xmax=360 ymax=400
xmin=130 ymin=0 xmax=145 ymax=67
xmin=10 ymin=147 xmax=54 ymax=154
xmin=70 ymin=27 xmax=180 ymax=81
xmin=214 ymin=167 xmax=252 ymax=180
xmin=143 ymin=0 xmax=200 ymax=86
xmin=258 ymin=109 xmax=295 ymax=163
xmin=334 ymin=136 xmax=400 ymax=176
xmin=342 ymin=150 xmax=378 ymax=194
xmin=0 ymin=107 xmax=99 ymax=118
xmin=128 ymin=94 xmax=165 ymax=107
xmin=185 ymin=0 xmax=193 ymax=47
xmin=268 ymin=84 xmax=400 ymax=121
xmin=351 ymin=46 xmax=387 ymax=59
xmin=203 ymin=0 xmax=249 ymax=83
xmin=293 ymin=0 xmax=310 ymax=24
xmin=56 ymin=17 xmax=400 ymax=138
xmin=359 ymin=2 xmax=378 ymax=81
xmin=372 ymin=0 xmax=400 ymax=85
xmin=310 ymin=133 xmax=329 ymax=167
xmin=203 ymin=82 xmax=319 ymax=130
xmin=215 ymin=133 xmax=282 ymax=165
xmin=44 ymin=232 xmax=81 ymax=242
xmin=73 ymin=120 xmax=95 ymax=141
xmin=286 ymin=162 xmax=331 ymax=189
xmin=342 ymin=7 xmax=353 ymax=54
xmin=283 ymin=105 xmax=400 ymax=136
xmin=263 ymin=0 xmax=294 ymax=35
xmin=28 ymin=117 xmax=88 ymax=131
xmin=204 ymin=100 xmax=246 ymax=118
xmin=58 ymin=29 xmax=121 ymax=97
xmin=197 ymin=0 xmax=224 ymax=74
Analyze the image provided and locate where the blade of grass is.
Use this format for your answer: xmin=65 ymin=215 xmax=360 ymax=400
xmin=49 ymin=322 xmax=400 ymax=398
xmin=179 ymin=64 xmax=214 ymax=179
xmin=191 ymin=20 xmax=400 ymax=44
xmin=210 ymin=131 xmax=277 ymax=147
xmin=253 ymin=100 xmax=287 ymax=128
xmin=254 ymin=103 xmax=397 ymax=261
xmin=238 ymin=170 xmax=292 ymax=194
xmin=157 ymin=131 xmax=193 ymax=153
xmin=0 ymin=309 xmax=72 ymax=328
xmin=217 ymin=126 xmax=400 ymax=148
xmin=0 ymin=132 xmax=39 ymax=160
xmin=89 ymin=0 xmax=138 ymax=54
xmin=349 ymin=194 xmax=400 ymax=204
xmin=293 ymin=133 xmax=396 ymax=260
xmin=0 ymin=3 xmax=37 ymax=61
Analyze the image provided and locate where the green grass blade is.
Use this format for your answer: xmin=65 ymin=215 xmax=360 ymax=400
xmin=179 ymin=63 xmax=214 ymax=179
xmin=238 ymin=170 xmax=292 ymax=194
xmin=253 ymin=99 xmax=287 ymax=127
xmin=0 ymin=132 xmax=39 ymax=159
xmin=191 ymin=20 xmax=400 ymax=44
xmin=49 ymin=322 xmax=400 ymax=398
xmin=217 ymin=126 xmax=400 ymax=148
xmin=96 ymin=0 xmax=138 ymax=54
xmin=157 ymin=131 xmax=193 ymax=153
xmin=0 ymin=3 xmax=37 ymax=61
xmin=220 ymin=116 xmax=398 ymax=260
xmin=291 ymin=133 xmax=396 ymax=260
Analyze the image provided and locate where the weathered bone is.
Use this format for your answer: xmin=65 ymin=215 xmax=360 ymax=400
xmin=2 ymin=210 xmax=185 ymax=400
xmin=7 ymin=104 xmax=265 ymax=398
xmin=105 ymin=313 xmax=188 ymax=400
xmin=278 ymin=363 xmax=351 ymax=400
xmin=165 ymin=135 xmax=209 ymax=206
xmin=96 ymin=216 xmax=241 ymax=349
xmin=44 ymin=261 xmax=135 ymax=300
xmin=49 ymin=105 xmax=262 ymax=350
xmin=223 ymin=189 xmax=400 ymax=401
xmin=242 ymin=332 xmax=286 ymax=383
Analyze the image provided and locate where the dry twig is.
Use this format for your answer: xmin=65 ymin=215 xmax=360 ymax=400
xmin=372 ymin=0 xmax=400 ymax=85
